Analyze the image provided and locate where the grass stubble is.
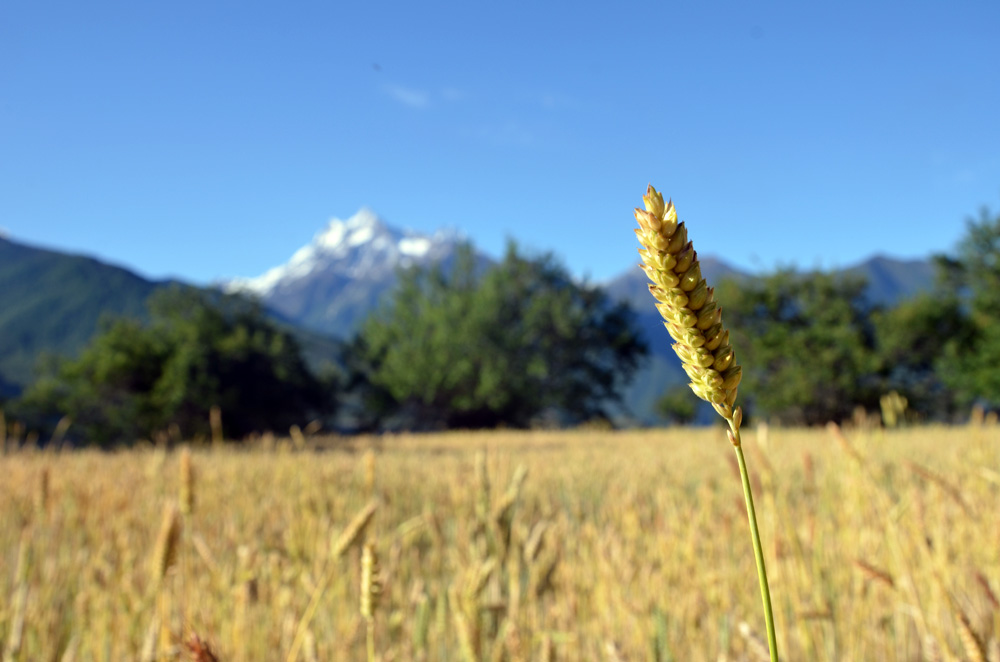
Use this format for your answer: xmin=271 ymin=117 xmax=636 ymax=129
xmin=634 ymin=184 xmax=778 ymax=660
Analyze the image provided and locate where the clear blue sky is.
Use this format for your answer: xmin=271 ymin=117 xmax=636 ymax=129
xmin=2 ymin=1 xmax=998 ymax=284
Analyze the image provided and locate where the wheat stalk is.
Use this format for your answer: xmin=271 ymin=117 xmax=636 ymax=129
xmin=634 ymin=184 xmax=778 ymax=661
xmin=361 ymin=542 xmax=382 ymax=662
xmin=149 ymin=502 xmax=181 ymax=657
xmin=2 ymin=530 xmax=30 ymax=662
xmin=179 ymin=446 xmax=195 ymax=517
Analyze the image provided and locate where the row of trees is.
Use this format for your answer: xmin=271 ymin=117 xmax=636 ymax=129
xmin=10 ymin=244 xmax=647 ymax=444
xmin=15 ymin=290 xmax=328 ymax=442
xmin=662 ymin=204 xmax=999 ymax=425
xmin=8 ymin=205 xmax=1000 ymax=444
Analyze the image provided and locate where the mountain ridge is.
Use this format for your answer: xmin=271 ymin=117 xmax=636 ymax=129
xmin=0 ymin=215 xmax=938 ymax=424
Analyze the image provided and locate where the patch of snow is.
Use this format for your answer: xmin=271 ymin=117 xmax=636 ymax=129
xmin=315 ymin=221 xmax=346 ymax=250
xmin=348 ymin=225 xmax=375 ymax=246
xmin=399 ymin=237 xmax=432 ymax=257
xmin=288 ymin=244 xmax=317 ymax=267
xmin=346 ymin=207 xmax=381 ymax=228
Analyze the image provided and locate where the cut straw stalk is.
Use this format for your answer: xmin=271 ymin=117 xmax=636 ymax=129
xmin=634 ymin=185 xmax=778 ymax=662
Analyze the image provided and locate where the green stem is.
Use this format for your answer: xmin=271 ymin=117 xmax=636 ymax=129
xmin=730 ymin=422 xmax=779 ymax=662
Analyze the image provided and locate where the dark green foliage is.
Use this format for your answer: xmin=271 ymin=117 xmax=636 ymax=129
xmin=655 ymin=384 xmax=698 ymax=426
xmin=348 ymin=243 xmax=647 ymax=429
xmin=873 ymin=292 xmax=975 ymax=418
xmin=930 ymin=204 xmax=1000 ymax=407
xmin=17 ymin=287 xmax=327 ymax=445
xmin=718 ymin=270 xmax=880 ymax=425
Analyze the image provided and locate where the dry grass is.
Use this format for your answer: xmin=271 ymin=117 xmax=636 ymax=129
xmin=1 ymin=423 xmax=998 ymax=661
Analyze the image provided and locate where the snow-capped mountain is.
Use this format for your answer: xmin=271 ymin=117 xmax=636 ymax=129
xmin=228 ymin=209 xmax=486 ymax=336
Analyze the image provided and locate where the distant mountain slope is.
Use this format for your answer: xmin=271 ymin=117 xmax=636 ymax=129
xmin=0 ymin=237 xmax=170 ymax=389
xmin=604 ymin=256 xmax=749 ymax=310
xmin=227 ymin=208 xmax=493 ymax=337
xmin=605 ymin=254 xmax=932 ymax=312
xmin=0 ymin=237 xmax=346 ymax=396
xmin=846 ymin=254 xmax=937 ymax=305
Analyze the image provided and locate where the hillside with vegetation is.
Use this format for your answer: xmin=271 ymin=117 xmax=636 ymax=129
xmin=0 ymin=237 xmax=170 ymax=393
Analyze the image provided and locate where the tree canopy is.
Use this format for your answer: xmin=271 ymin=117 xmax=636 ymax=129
xmin=931 ymin=205 xmax=1000 ymax=407
xmin=345 ymin=243 xmax=647 ymax=429
xmin=717 ymin=269 xmax=880 ymax=425
xmin=18 ymin=287 xmax=327 ymax=444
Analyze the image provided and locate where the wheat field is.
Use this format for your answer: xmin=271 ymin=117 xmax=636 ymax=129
xmin=1 ymin=422 xmax=998 ymax=661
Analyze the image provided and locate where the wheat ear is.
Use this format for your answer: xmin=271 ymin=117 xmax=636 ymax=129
xmin=634 ymin=185 xmax=778 ymax=661
xmin=150 ymin=503 xmax=181 ymax=589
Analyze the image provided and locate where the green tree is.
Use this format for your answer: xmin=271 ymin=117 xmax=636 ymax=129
xmin=18 ymin=287 xmax=326 ymax=445
xmin=718 ymin=270 xmax=879 ymax=425
xmin=932 ymin=204 xmax=1000 ymax=407
xmin=873 ymin=292 xmax=974 ymax=419
xmin=350 ymin=243 xmax=647 ymax=429
xmin=20 ymin=319 xmax=170 ymax=442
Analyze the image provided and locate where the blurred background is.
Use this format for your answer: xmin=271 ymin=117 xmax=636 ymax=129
xmin=2 ymin=1 xmax=999 ymax=440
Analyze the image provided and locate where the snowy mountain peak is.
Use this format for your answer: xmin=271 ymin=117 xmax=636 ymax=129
xmin=315 ymin=208 xmax=385 ymax=252
xmin=227 ymin=208 xmax=467 ymax=299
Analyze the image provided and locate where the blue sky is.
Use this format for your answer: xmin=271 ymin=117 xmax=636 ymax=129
xmin=2 ymin=1 xmax=998 ymax=284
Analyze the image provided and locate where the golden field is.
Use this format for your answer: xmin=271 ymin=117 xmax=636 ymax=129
xmin=1 ymin=423 xmax=998 ymax=661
